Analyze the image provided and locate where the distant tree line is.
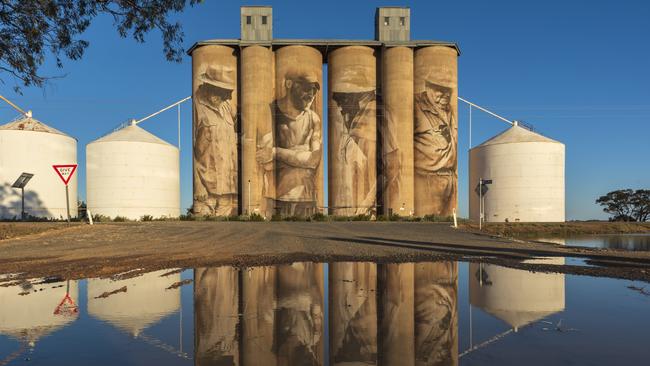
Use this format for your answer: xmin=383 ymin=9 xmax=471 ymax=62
xmin=596 ymin=189 xmax=650 ymax=222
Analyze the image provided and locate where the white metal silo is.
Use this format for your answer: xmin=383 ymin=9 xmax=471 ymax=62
xmin=469 ymin=122 xmax=565 ymax=222
xmin=86 ymin=122 xmax=180 ymax=220
xmin=0 ymin=114 xmax=78 ymax=219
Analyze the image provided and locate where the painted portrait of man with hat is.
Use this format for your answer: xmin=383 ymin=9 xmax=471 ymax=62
xmin=414 ymin=66 xmax=458 ymax=216
xmin=193 ymin=64 xmax=238 ymax=216
xmin=331 ymin=65 xmax=377 ymax=215
xmin=256 ymin=67 xmax=322 ymax=217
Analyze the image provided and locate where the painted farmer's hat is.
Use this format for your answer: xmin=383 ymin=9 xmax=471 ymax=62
xmin=200 ymin=65 xmax=235 ymax=90
xmin=424 ymin=66 xmax=455 ymax=90
xmin=333 ymin=65 xmax=375 ymax=93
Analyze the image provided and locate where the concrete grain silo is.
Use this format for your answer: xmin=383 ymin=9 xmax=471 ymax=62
xmin=328 ymin=46 xmax=377 ymax=216
xmin=241 ymin=45 xmax=275 ymax=217
xmin=414 ymin=46 xmax=458 ymax=217
xmin=381 ymin=46 xmax=415 ymax=217
xmin=191 ymin=44 xmax=239 ymax=216
xmin=469 ymin=260 xmax=565 ymax=331
xmin=86 ymin=122 xmax=180 ymax=220
xmin=469 ymin=123 xmax=565 ymax=222
xmin=0 ymin=113 xmax=78 ymax=219
xmin=274 ymin=45 xmax=324 ymax=216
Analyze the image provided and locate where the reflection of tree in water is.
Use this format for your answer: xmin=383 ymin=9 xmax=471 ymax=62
xmin=0 ymin=183 xmax=51 ymax=219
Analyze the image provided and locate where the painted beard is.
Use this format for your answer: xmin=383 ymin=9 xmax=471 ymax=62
xmin=290 ymin=87 xmax=315 ymax=111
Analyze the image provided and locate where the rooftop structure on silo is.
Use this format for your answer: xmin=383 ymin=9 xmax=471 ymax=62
xmin=375 ymin=7 xmax=410 ymax=42
xmin=241 ymin=6 xmax=272 ymax=42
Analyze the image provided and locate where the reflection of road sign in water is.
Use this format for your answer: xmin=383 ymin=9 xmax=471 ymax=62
xmin=52 ymin=164 xmax=77 ymax=185
xmin=52 ymin=164 xmax=77 ymax=222
xmin=54 ymin=280 xmax=79 ymax=317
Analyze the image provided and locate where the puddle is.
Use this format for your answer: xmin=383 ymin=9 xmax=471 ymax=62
xmin=0 ymin=261 xmax=649 ymax=365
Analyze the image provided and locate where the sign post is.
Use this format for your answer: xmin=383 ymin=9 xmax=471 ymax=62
xmin=53 ymin=164 xmax=77 ymax=223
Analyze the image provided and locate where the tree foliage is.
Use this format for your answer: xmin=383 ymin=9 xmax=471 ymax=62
xmin=0 ymin=0 xmax=201 ymax=92
xmin=596 ymin=189 xmax=650 ymax=222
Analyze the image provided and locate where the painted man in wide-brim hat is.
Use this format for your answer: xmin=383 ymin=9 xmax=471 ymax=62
xmin=414 ymin=67 xmax=457 ymax=216
xmin=193 ymin=64 xmax=238 ymax=216
xmin=256 ymin=67 xmax=322 ymax=217
xmin=331 ymin=65 xmax=377 ymax=215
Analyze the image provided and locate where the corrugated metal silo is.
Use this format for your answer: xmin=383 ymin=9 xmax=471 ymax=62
xmin=0 ymin=114 xmax=78 ymax=219
xmin=469 ymin=123 xmax=565 ymax=222
xmin=86 ymin=122 xmax=180 ymax=220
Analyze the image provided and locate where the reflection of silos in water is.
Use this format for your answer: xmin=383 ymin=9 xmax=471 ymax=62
xmin=414 ymin=262 xmax=458 ymax=366
xmin=241 ymin=45 xmax=275 ymax=217
xmin=469 ymin=260 xmax=565 ymax=330
xmin=194 ymin=267 xmax=240 ymax=366
xmin=414 ymin=46 xmax=458 ymax=217
xmin=381 ymin=47 xmax=414 ymax=216
xmin=191 ymin=45 xmax=239 ymax=216
xmin=330 ymin=262 xmax=377 ymax=365
xmin=276 ymin=262 xmax=324 ymax=365
xmin=328 ymin=46 xmax=377 ymax=217
xmin=87 ymin=270 xmax=180 ymax=336
xmin=379 ymin=263 xmax=415 ymax=366
xmin=0 ymin=280 xmax=78 ymax=347
xmin=274 ymin=46 xmax=324 ymax=217
xmin=242 ymin=265 xmax=277 ymax=366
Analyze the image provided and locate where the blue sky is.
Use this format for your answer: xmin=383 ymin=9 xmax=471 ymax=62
xmin=1 ymin=0 xmax=648 ymax=220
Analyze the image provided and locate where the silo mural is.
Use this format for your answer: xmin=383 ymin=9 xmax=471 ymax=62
xmin=414 ymin=262 xmax=458 ymax=366
xmin=328 ymin=46 xmax=378 ymax=216
xmin=381 ymin=46 xmax=415 ymax=216
xmin=242 ymin=45 xmax=275 ymax=217
xmin=414 ymin=46 xmax=458 ymax=217
xmin=192 ymin=45 xmax=239 ymax=216
xmin=190 ymin=7 xmax=460 ymax=218
xmin=267 ymin=46 xmax=324 ymax=217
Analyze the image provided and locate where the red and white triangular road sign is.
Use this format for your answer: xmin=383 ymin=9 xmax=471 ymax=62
xmin=53 ymin=164 xmax=77 ymax=185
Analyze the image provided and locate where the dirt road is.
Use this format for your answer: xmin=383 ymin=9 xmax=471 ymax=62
xmin=1 ymin=221 xmax=649 ymax=282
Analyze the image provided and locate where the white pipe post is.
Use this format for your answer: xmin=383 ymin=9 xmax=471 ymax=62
xmin=178 ymin=104 xmax=181 ymax=151
xmin=469 ymin=104 xmax=472 ymax=148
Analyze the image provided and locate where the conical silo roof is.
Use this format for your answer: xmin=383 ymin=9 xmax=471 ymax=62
xmin=476 ymin=124 xmax=561 ymax=147
xmin=90 ymin=124 xmax=173 ymax=146
xmin=0 ymin=115 xmax=71 ymax=137
xmin=87 ymin=270 xmax=181 ymax=337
